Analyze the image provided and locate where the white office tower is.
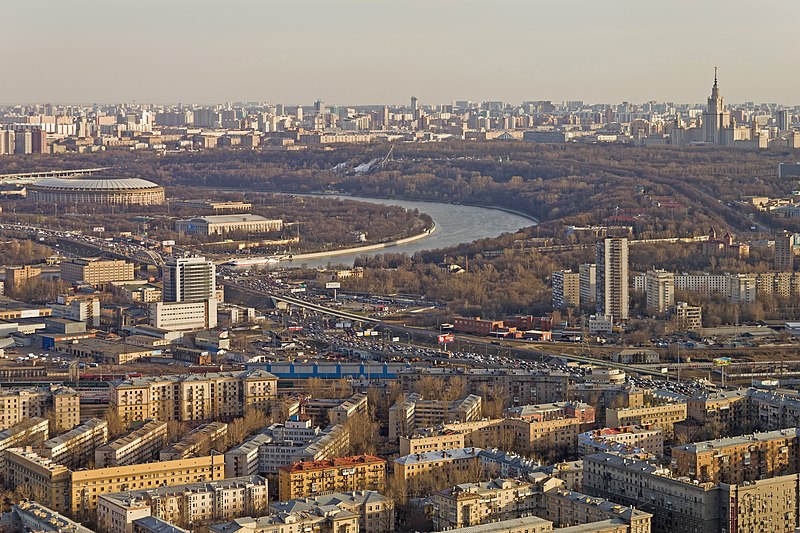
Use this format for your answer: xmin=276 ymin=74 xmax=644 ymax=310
xmin=153 ymin=257 xmax=217 ymax=331
xmin=164 ymin=256 xmax=216 ymax=303
xmin=596 ymin=238 xmax=629 ymax=321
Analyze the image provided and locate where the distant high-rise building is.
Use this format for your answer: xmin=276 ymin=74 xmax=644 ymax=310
xmin=31 ymin=129 xmax=47 ymax=154
xmin=775 ymin=233 xmax=794 ymax=272
xmin=0 ymin=130 xmax=14 ymax=155
xmin=579 ymin=264 xmax=597 ymax=309
xmin=163 ymin=257 xmax=216 ymax=303
xmin=552 ymin=270 xmax=581 ymax=309
xmin=14 ymin=130 xmax=32 ymax=155
xmin=314 ymin=99 xmax=325 ymax=115
xmin=703 ymin=68 xmax=731 ymax=145
xmin=410 ymin=96 xmax=418 ymax=114
xmin=645 ymin=269 xmax=674 ymax=314
xmin=596 ymin=238 xmax=629 ymax=321
xmin=776 ymin=109 xmax=791 ymax=132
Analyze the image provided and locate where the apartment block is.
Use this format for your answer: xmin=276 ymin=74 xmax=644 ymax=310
xmin=388 ymin=393 xmax=482 ymax=441
xmin=0 ymin=384 xmax=80 ymax=432
xmin=70 ymin=454 xmax=226 ymax=518
xmin=94 ymin=419 xmax=169 ymax=468
xmin=270 ymin=491 xmax=394 ymax=533
xmin=584 ymin=452 xmax=800 ymax=533
xmin=110 ymin=370 xmax=278 ymax=425
xmin=159 ymin=421 xmax=228 ymax=461
xmin=0 ymin=417 xmax=49 ymax=476
xmin=133 ymin=517 xmax=187 ymax=533
xmin=578 ymin=425 xmax=664 ymax=457
xmin=10 ymin=501 xmax=93 ymax=533
xmin=301 ymin=393 xmax=368 ymax=427
xmin=428 ymin=478 xmax=538 ymax=530
xmin=674 ymin=301 xmax=702 ymax=331
xmin=579 ymin=263 xmax=597 ymax=309
xmin=5 ymin=448 xmax=72 ymax=514
xmin=40 ymin=418 xmax=108 ymax=469
xmin=671 ymin=428 xmax=800 ymax=484
xmin=97 ymin=476 xmax=269 ymax=533
xmin=209 ymin=508 xmax=360 ymax=533
xmin=224 ymin=419 xmax=349 ymax=476
xmin=399 ymin=428 xmax=466 ymax=456
xmin=60 ymin=258 xmax=135 ymax=288
xmin=543 ymin=487 xmax=652 ymax=531
xmin=394 ymin=447 xmax=482 ymax=483
xmin=397 ymin=368 xmax=569 ymax=407
xmin=596 ymin=238 xmax=629 ymax=321
xmin=645 ymin=269 xmax=674 ymax=314
xmin=552 ymin=270 xmax=581 ymax=309
xmin=505 ymin=401 xmax=596 ymax=425
xmin=445 ymin=416 xmax=582 ymax=454
xmin=4 ymin=265 xmax=42 ymax=293
xmin=605 ymin=403 xmax=687 ymax=439
xmin=278 ymin=454 xmax=386 ymax=501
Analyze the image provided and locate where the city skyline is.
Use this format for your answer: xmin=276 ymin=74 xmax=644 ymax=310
xmin=5 ymin=0 xmax=800 ymax=105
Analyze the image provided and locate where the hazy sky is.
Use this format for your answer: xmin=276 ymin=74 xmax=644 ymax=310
xmin=5 ymin=0 xmax=800 ymax=105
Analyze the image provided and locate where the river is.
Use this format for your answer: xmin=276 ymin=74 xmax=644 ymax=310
xmin=285 ymin=195 xmax=537 ymax=269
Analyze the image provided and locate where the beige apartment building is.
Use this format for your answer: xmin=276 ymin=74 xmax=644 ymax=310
xmin=552 ymin=270 xmax=581 ymax=309
xmin=584 ymin=451 xmax=800 ymax=533
xmin=578 ymin=425 xmax=664 ymax=457
xmin=428 ymin=478 xmax=538 ymax=530
xmin=671 ymin=427 xmax=800 ymax=484
xmin=400 ymin=428 xmax=466 ymax=456
xmin=605 ymin=403 xmax=687 ymax=439
xmin=94 ymin=419 xmax=168 ymax=468
xmin=0 ymin=385 xmax=80 ymax=432
xmin=60 ymin=258 xmax=135 ymax=288
xmin=389 ymin=393 xmax=482 ymax=441
xmin=277 ymin=454 xmax=386 ymax=501
xmin=4 ymin=265 xmax=42 ymax=293
xmin=270 ymin=491 xmax=394 ymax=533
xmin=544 ymin=487 xmax=652 ymax=532
xmin=5 ymin=448 xmax=225 ymax=518
xmin=209 ymin=508 xmax=360 ymax=533
xmin=300 ymin=393 xmax=368 ymax=427
xmin=0 ymin=417 xmax=49 ymax=476
xmin=5 ymin=448 xmax=72 ymax=514
xmin=97 ymin=476 xmax=269 ymax=533
xmin=159 ymin=421 xmax=228 ymax=460
xmin=40 ymin=418 xmax=108 ymax=469
xmin=110 ymin=370 xmax=278 ymax=425
xmin=394 ymin=447 xmax=482 ymax=483
xmin=444 ymin=416 xmax=582 ymax=454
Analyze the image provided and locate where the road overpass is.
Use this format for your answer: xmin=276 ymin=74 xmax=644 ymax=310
xmin=224 ymin=282 xmax=673 ymax=379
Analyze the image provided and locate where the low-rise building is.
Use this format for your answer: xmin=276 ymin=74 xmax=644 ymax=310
xmin=278 ymin=454 xmax=386 ymax=501
xmin=505 ymin=402 xmax=595 ymax=425
xmin=60 ymin=258 xmax=135 ymax=288
xmin=95 ymin=419 xmax=169 ymax=468
xmin=175 ymin=214 xmax=282 ymax=236
xmin=444 ymin=416 xmax=582 ymax=455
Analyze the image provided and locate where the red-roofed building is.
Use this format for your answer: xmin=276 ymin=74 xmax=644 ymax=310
xmin=278 ymin=454 xmax=387 ymax=500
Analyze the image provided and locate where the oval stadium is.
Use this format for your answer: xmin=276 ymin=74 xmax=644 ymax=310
xmin=26 ymin=176 xmax=165 ymax=205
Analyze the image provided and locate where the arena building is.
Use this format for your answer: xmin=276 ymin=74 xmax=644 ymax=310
xmin=26 ymin=176 xmax=165 ymax=205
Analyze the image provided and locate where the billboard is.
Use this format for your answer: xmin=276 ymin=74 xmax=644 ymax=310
xmin=713 ymin=357 xmax=732 ymax=366
xmin=326 ymin=282 xmax=341 ymax=289
xmin=438 ymin=333 xmax=455 ymax=344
